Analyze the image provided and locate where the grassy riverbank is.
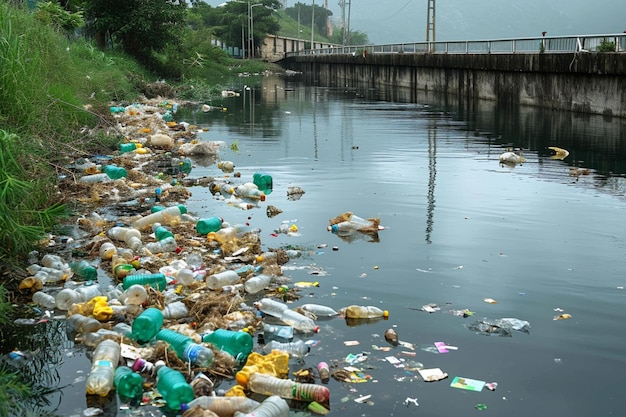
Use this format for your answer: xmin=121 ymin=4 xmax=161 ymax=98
xmin=0 ymin=2 xmax=276 ymax=283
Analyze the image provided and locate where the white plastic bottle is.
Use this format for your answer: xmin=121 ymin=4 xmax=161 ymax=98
xmin=183 ymin=395 xmax=260 ymax=415
xmin=244 ymin=274 xmax=273 ymax=294
xmin=298 ymin=303 xmax=339 ymax=317
xmin=132 ymin=205 xmax=187 ymax=230
xmin=107 ymin=226 xmax=143 ymax=252
xmin=232 ymin=396 xmax=289 ymax=417
xmin=86 ymin=339 xmax=121 ymax=396
xmin=206 ymin=269 xmax=240 ymax=290
xmin=162 ymin=301 xmax=189 ymax=319
xmin=175 ymin=268 xmax=195 ymax=286
xmin=99 ymin=242 xmax=118 ymax=260
xmin=121 ymin=284 xmax=148 ymax=306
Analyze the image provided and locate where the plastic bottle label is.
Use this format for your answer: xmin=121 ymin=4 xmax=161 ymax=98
xmin=96 ymin=360 xmax=113 ymax=367
xmin=293 ymin=384 xmax=314 ymax=401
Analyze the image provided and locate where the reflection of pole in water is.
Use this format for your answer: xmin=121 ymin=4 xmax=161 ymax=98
xmin=426 ymin=123 xmax=437 ymax=244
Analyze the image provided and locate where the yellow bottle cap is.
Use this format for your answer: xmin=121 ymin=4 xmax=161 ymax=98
xmin=383 ymin=310 xmax=389 ymax=318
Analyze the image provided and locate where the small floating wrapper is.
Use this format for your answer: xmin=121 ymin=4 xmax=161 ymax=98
xmin=418 ymin=368 xmax=449 ymax=382
xmin=450 ymin=376 xmax=486 ymax=392
xmin=548 ymin=146 xmax=570 ymax=160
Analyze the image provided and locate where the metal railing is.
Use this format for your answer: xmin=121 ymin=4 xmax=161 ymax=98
xmin=285 ymin=34 xmax=626 ymax=58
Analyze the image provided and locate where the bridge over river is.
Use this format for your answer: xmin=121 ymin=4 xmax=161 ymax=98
xmin=275 ymin=34 xmax=626 ymax=118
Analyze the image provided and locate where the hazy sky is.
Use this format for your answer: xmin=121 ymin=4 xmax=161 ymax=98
xmin=206 ymin=0 xmax=625 ymax=44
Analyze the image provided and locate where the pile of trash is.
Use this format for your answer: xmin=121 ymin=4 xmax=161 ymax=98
xmin=12 ymin=99 xmax=396 ymax=417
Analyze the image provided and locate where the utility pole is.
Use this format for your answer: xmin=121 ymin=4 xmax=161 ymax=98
xmin=426 ymin=0 xmax=436 ymax=46
xmin=338 ymin=0 xmax=351 ymax=45
xmin=311 ymin=0 xmax=315 ymax=50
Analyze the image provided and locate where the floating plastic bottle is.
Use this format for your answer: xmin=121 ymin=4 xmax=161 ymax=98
xmin=233 ymin=396 xmax=289 ymax=417
xmin=182 ymin=395 xmax=261 ymax=415
xmin=152 ymin=223 xmax=174 ymax=241
xmin=162 ymin=301 xmax=189 ymax=319
xmin=114 ymin=365 xmax=144 ymax=400
xmin=156 ymin=365 xmax=195 ymax=411
xmin=99 ymin=242 xmax=117 ymax=260
xmin=278 ymin=309 xmax=319 ymax=333
xmin=131 ymin=307 xmax=164 ymax=344
xmin=156 ymin=329 xmax=214 ymax=368
xmin=107 ymin=226 xmax=143 ymax=252
xmin=247 ymin=373 xmax=330 ymax=403
xmin=318 ymin=362 xmax=330 ymax=384
xmin=144 ymin=236 xmax=178 ymax=254
xmin=121 ymin=284 xmax=148 ymax=306
xmin=132 ymin=204 xmax=187 ymax=230
xmin=69 ymin=260 xmax=98 ymax=281
xmin=263 ymin=340 xmax=310 ymax=358
xmin=66 ymin=313 xmax=103 ymax=335
xmin=217 ymin=160 xmax=235 ymax=172
xmin=263 ymin=323 xmax=294 ymax=343
xmin=254 ymin=298 xmax=290 ymax=318
xmin=244 ymin=274 xmax=273 ymax=294
xmin=122 ymin=273 xmax=167 ymax=291
xmin=196 ymin=217 xmax=223 ymax=235
xmin=201 ymin=329 xmax=253 ymax=363
xmin=206 ymin=269 xmax=240 ymax=290
xmin=299 ymin=304 xmax=339 ymax=317
xmin=339 ymin=305 xmax=389 ymax=319
xmin=86 ymin=339 xmax=121 ymax=396
xmin=328 ymin=214 xmax=379 ymax=234
xmin=102 ymin=165 xmax=128 ymax=179
xmin=32 ymin=291 xmax=56 ymax=309
xmin=171 ymin=157 xmax=192 ymax=174
xmin=253 ymin=172 xmax=273 ymax=193
xmin=234 ymin=184 xmax=265 ymax=201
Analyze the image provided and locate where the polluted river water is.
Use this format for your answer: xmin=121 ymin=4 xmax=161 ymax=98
xmin=9 ymin=75 xmax=626 ymax=417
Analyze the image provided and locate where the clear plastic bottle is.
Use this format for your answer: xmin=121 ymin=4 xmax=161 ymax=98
xmin=328 ymin=214 xmax=377 ymax=234
xmin=207 ymin=226 xmax=238 ymax=252
xmin=107 ymin=226 xmax=143 ymax=252
xmin=162 ymin=301 xmax=189 ymax=319
xmin=234 ymin=183 xmax=265 ymax=201
xmin=156 ymin=365 xmax=195 ymax=412
xmin=278 ymin=309 xmax=319 ymax=333
xmin=66 ymin=313 xmax=102 ymax=335
xmin=144 ymin=236 xmax=178 ymax=253
xmin=299 ymin=304 xmax=339 ymax=317
xmin=75 ymin=284 xmax=103 ymax=302
xmin=318 ymin=362 xmax=330 ymax=384
xmin=121 ymin=284 xmax=148 ymax=306
xmin=99 ymin=242 xmax=118 ymax=260
xmin=41 ymin=254 xmax=68 ymax=271
xmin=183 ymin=395 xmax=260 ymax=415
xmin=233 ymin=396 xmax=289 ymax=417
xmin=55 ymin=288 xmax=81 ymax=310
xmin=82 ymin=328 xmax=122 ymax=348
xmin=201 ymin=329 xmax=253 ymax=363
xmin=29 ymin=265 xmax=67 ymax=284
xmin=69 ymin=259 xmax=98 ymax=281
xmin=254 ymin=298 xmax=289 ymax=318
xmin=263 ymin=323 xmax=294 ymax=342
xmin=32 ymin=291 xmax=57 ymax=309
xmin=131 ymin=307 xmax=164 ymax=344
xmin=156 ymin=329 xmax=214 ymax=368
xmin=244 ymin=274 xmax=273 ymax=294
xmin=114 ymin=365 xmax=144 ymax=400
xmin=122 ymin=273 xmax=167 ymax=291
xmin=247 ymin=373 xmax=330 ymax=403
xmin=86 ymin=339 xmax=121 ymax=396
xmin=205 ymin=269 xmax=240 ymax=290
xmin=152 ymin=223 xmax=174 ymax=241
xmin=132 ymin=204 xmax=188 ymax=230
xmin=112 ymin=322 xmax=132 ymax=338
xmin=263 ymin=340 xmax=310 ymax=358
xmin=339 ymin=305 xmax=389 ymax=319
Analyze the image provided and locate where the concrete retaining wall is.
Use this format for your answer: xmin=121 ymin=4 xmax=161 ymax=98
xmin=280 ymin=53 xmax=626 ymax=117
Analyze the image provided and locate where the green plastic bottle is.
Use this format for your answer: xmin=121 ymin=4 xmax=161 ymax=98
xmin=69 ymin=260 xmax=97 ymax=281
xmin=196 ymin=217 xmax=223 ymax=235
xmin=202 ymin=329 xmax=253 ymax=364
xmin=131 ymin=307 xmax=164 ymax=344
xmin=156 ymin=365 xmax=195 ymax=411
xmin=103 ymin=165 xmax=128 ymax=179
xmin=152 ymin=223 xmax=174 ymax=241
xmin=122 ymin=273 xmax=167 ymax=291
xmin=114 ymin=365 xmax=144 ymax=400
xmin=253 ymin=172 xmax=273 ymax=194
